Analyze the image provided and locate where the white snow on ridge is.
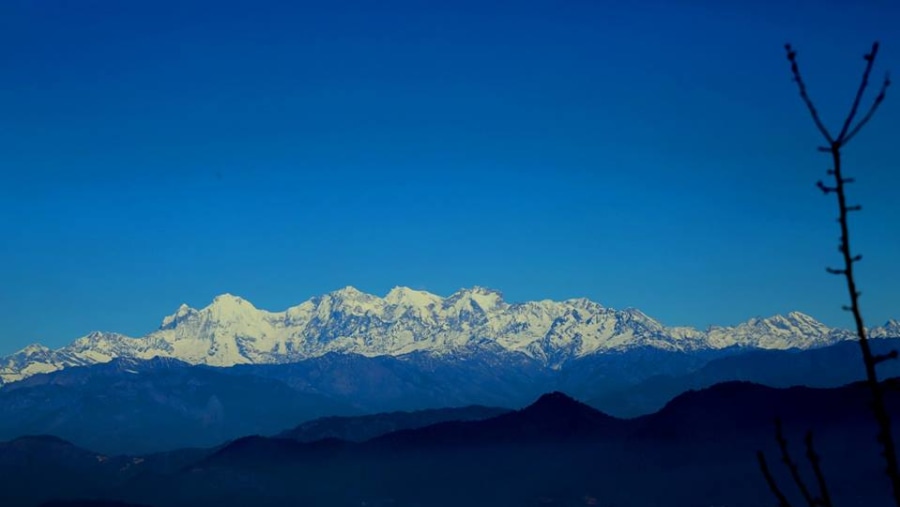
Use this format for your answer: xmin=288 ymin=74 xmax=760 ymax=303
xmin=1 ymin=286 xmax=890 ymax=384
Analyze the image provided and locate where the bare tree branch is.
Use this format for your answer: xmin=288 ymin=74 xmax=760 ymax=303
xmin=837 ymin=42 xmax=881 ymax=142
xmin=759 ymin=450 xmax=795 ymax=507
xmin=784 ymin=44 xmax=834 ymax=144
xmin=805 ymin=431 xmax=834 ymax=507
xmin=842 ymin=72 xmax=891 ymax=147
xmin=780 ymin=41 xmax=900 ymax=507
xmin=874 ymin=350 xmax=899 ymax=365
xmin=775 ymin=419 xmax=817 ymax=506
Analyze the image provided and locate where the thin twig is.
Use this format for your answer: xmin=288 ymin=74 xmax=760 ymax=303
xmin=841 ymin=73 xmax=891 ymax=147
xmin=805 ymin=431 xmax=833 ymax=507
xmin=785 ymin=44 xmax=834 ymax=144
xmin=775 ymin=419 xmax=817 ymax=506
xmin=837 ymin=42 xmax=881 ymax=142
xmin=759 ymin=450 xmax=795 ymax=507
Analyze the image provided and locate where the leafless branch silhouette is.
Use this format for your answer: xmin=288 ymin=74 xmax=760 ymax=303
xmin=805 ymin=431 xmax=833 ymax=507
xmin=774 ymin=419 xmax=816 ymax=506
xmin=758 ymin=41 xmax=896 ymax=506
xmin=758 ymin=450 xmax=795 ymax=507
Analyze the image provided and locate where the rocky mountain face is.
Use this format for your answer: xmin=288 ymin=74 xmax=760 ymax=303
xmin=3 ymin=286 xmax=893 ymax=385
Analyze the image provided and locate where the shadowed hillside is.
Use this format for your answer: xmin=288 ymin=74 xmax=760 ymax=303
xmin=276 ymin=405 xmax=510 ymax=442
xmin=3 ymin=380 xmax=898 ymax=507
xmin=589 ymin=337 xmax=900 ymax=416
xmin=6 ymin=337 xmax=898 ymax=454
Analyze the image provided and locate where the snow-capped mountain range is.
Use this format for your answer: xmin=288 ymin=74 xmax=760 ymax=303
xmin=2 ymin=286 xmax=897 ymax=385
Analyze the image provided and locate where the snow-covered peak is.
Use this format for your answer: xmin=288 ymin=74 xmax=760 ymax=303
xmin=385 ymin=287 xmax=443 ymax=308
xmin=754 ymin=312 xmax=830 ymax=336
xmin=706 ymin=311 xmax=838 ymax=349
xmin=160 ymin=303 xmax=197 ymax=329
xmin=871 ymin=319 xmax=900 ymax=339
xmin=321 ymin=286 xmax=383 ymax=315
xmin=208 ymin=293 xmax=252 ymax=308
xmin=328 ymin=286 xmax=366 ymax=299
xmin=469 ymin=286 xmax=503 ymax=296
xmin=447 ymin=286 xmax=506 ymax=312
xmin=18 ymin=344 xmax=51 ymax=356
xmin=564 ymin=297 xmax=604 ymax=312
xmin=3 ymin=286 xmax=889 ymax=385
xmin=622 ymin=307 xmax=659 ymax=324
xmin=201 ymin=293 xmax=261 ymax=320
xmin=784 ymin=311 xmax=826 ymax=328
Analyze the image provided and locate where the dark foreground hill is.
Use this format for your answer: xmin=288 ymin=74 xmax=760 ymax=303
xmin=3 ymin=379 xmax=900 ymax=507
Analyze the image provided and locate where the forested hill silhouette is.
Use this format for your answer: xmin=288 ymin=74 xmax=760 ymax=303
xmin=198 ymin=435 xmax=352 ymax=468
xmin=589 ymin=337 xmax=900 ymax=417
xmin=276 ymin=405 xmax=510 ymax=443
xmin=634 ymin=380 xmax=900 ymax=440
xmin=195 ymin=391 xmax=625 ymax=467
xmin=365 ymin=391 xmax=626 ymax=449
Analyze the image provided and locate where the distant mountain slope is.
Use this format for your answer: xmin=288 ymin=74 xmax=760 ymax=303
xmin=3 ymin=380 xmax=900 ymax=507
xmin=0 ymin=357 xmax=356 ymax=454
xmin=276 ymin=405 xmax=510 ymax=442
xmin=5 ymin=335 xmax=900 ymax=454
xmin=0 ymin=435 xmax=130 ymax=507
xmin=5 ymin=286 xmax=888 ymax=384
xmin=589 ymin=337 xmax=900 ymax=416
xmin=222 ymin=350 xmax=554 ymax=412
xmin=364 ymin=391 xmax=626 ymax=450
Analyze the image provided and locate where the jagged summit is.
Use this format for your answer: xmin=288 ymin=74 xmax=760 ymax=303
xmin=467 ymin=285 xmax=504 ymax=296
xmin=872 ymin=319 xmax=900 ymax=338
xmin=160 ymin=303 xmax=197 ymax=329
xmin=2 ymin=286 xmax=891 ymax=385
xmin=18 ymin=344 xmax=51 ymax=355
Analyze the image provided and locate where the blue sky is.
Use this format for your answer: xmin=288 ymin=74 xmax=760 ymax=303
xmin=1 ymin=0 xmax=899 ymax=353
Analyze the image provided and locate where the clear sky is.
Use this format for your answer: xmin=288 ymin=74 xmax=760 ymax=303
xmin=1 ymin=0 xmax=899 ymax=354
